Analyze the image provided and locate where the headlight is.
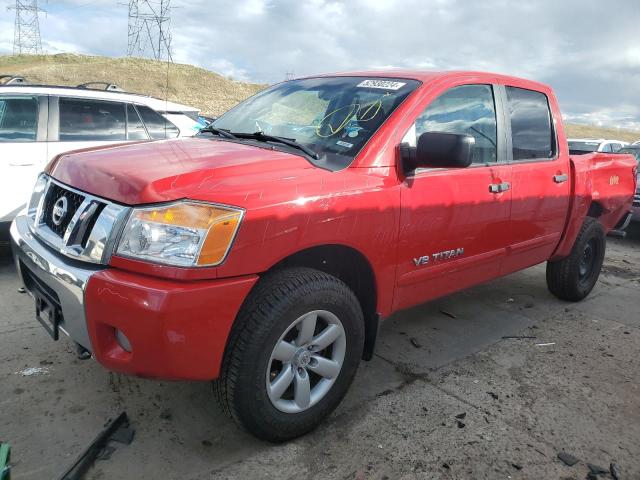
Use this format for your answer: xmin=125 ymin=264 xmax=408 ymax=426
xmin=116 ymin=201 xmax=243 ymax=267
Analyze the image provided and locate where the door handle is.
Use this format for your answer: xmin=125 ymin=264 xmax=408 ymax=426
xmin=490 ymin=182 xmax=510 ymax=193
xmin=553 ymin=174 xmax=568 ymax=183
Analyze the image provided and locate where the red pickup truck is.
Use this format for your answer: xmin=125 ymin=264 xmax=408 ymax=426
xmin=11 ymin=71 xmax=637 ymax=441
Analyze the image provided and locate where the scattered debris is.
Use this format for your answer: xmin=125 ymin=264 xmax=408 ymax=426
xmin=442 ymin=463 xmax=450 ymax=470
xmin=39 ymin=360 xmax=53 ymax=366
xmin=536 ymin=343 xmax=556 ymax=347
xmin=506 ymin=298 xmax=515 ymax=303
xmin=57 ymin=412 xmax=133 ymax=480
xmin=455 ymin=412 xmax=466 ymax=420
xmin=439 ymin=309 xmax=457 ymax=319
xmin=456 ymin=420 xmax=465 ymax=429
xmin=110 ymin=425 xmax=135 ymax=445
xmin=377 ymin=444 xmax=383 ymax=449
xmin=409 ymin=337 xmax=421 ymax=349
xmin=96 ymin=445 xmax=116 ymax=461
xmin=587 ymin=464 xmax=608 ymax=475
xmin=534 ymin=448 xmax=546 ymax=457
xmin=623 ymin=331 xmax=630 ymax=335
xmin=0 ymin=442 xmax=10 ymax=480
xmin=487 ymin=391 xmax=499 ymax=400
xmin=610 ymin=463 xmax=620 ymax=480
xmin=557 ymin=451 xmax=579 ymax=466
xmin=511 ymin=463 xmax=523 ymax=470
xmin=17 ymin=286 xmax=26 ymax=294
xmin=15 ymin=367 xmax=49 ymax=376
xmin=502 ymin=335 xmax=537 ymax=339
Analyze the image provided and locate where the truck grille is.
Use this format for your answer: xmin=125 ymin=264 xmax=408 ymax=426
xmin=29 ymin=177 xmax=130 ymax=265
xmin=42 ymin=183 xmax=85 ymax=237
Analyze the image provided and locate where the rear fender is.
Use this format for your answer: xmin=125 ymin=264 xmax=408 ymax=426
xmin=551 ymin=153 xmax=636 ymax=260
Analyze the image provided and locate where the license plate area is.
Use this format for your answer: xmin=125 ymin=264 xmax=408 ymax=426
xmin=35 ymin=291 xmax=62 ymax=340
xmin=19 ymin=260 xmax=64 ymax=341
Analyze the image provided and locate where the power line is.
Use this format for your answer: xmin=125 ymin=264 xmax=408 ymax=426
xmin=127 ymin=0 xmax=173 ymax=62
xmin=8 ymin=0 xmax=45 ymax=55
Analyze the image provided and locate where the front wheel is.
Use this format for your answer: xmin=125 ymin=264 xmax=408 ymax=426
xmin=214 ymin=267 xmax=364 ymax=442
xmin=546 ymin=217 xmax=606 ymax=301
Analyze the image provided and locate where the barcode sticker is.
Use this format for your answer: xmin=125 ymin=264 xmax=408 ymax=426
xmin=357 ymin=79 xmax=407 ymax=90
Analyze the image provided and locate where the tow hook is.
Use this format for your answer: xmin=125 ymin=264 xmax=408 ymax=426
xmin=75 ymin=342 xmax=91 ymax=360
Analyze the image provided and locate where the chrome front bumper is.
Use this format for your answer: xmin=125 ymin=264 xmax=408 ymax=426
xmin=10 ymin=215 xmax=104 ymax=351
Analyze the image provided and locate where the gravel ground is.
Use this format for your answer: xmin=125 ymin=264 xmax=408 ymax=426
xmin=1 ymin=224 xmax=638 ymax=480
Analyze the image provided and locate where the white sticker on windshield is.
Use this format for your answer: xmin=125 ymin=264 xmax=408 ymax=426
xmin=357 ymin=79 xmax=407 ymax=90
xmin=336 ymin=140 xmax=353 ymax=148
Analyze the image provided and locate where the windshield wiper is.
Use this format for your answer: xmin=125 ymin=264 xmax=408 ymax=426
xmin=231 ymin=131 xmax=319 ymax=160
xmin=199 ymin=126 xmax=237 ymax=140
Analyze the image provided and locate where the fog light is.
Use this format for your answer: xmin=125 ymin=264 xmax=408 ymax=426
xmin=115 ymin=329 xmax=132 ymax=352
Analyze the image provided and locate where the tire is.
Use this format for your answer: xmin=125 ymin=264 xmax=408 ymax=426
xmin=546 ymin=217 xmax=606 ymax=301
xmin=214 ymin=267 xmax=365 ymax=442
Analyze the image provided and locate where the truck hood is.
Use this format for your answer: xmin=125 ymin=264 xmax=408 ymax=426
xmin=48 ymin=138 xmax=318 ymax=205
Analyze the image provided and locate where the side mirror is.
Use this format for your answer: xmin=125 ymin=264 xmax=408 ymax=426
xmin=402 ymin=132 xmax=475 ymax=170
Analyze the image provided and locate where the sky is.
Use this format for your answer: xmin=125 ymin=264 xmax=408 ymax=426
xmin=2 ymin=0 xmax=640 ymax=130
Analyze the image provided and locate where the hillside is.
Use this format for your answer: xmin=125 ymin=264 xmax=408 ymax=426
xmin=1 ymin=54 xmax=639 ymax=142
xmin=0 ymin=54 xmax=265 ymax=116
xmin=563 ymin=123 xmax=639 ymax=143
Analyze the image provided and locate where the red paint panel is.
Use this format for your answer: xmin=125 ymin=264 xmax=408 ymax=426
xmin=85 ymin=269 xmax=258 ymax=380
xmin=394 ymin=165 xmax=512 ymax=311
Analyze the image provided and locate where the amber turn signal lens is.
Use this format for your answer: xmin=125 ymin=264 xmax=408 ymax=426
xmin=198 ymin=212 xmax=242 ymax=266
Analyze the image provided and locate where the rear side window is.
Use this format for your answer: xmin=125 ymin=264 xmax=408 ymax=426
xmin=413 ymin=84 xmax=498 ymax=164
xmin=0 ymin=96 xmax=39 ymax=142
xmin=127 ymin=104 xmax=148 ymax=140
xmin=602 ymin=143 xmax=613 ymax=153
xmin=136 ymin=105 xmax=179 ymax=139
xmin=506 ymin=87 xmax=555 ymax=160
xmin=59 ymin=98 xmax=126 ymax=141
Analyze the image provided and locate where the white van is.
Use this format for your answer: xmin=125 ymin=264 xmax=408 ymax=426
xmin=0 ymin=83 xmax=203 ymax=242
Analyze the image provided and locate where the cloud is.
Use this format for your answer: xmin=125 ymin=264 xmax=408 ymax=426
xmin=2 ymin=0 xmax=640 ymax=129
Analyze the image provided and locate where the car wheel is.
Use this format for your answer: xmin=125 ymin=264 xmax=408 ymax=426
xmin=546 ymin=217 xmax=606 ymax=301
xmin=214 ymin=267 xmax=365 ymax=442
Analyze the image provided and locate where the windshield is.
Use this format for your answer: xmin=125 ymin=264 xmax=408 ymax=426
xmin=209 ymin=76 xmax=421 ymax=170
xmin=568 ymin=140 xmax=600 ymax=152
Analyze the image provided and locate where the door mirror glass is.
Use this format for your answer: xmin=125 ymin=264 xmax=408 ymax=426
xmin=403 ymin=131 xmax=475 ymax=170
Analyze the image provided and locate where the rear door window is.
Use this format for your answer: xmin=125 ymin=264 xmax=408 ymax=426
xmin=0 ymin=96 xmax=39 ymax=142
xmin=127 ymin=104 xmax=148 ymax=140
xmin=410 ymin=84 xmax=498 ymax=164
xmin=506 ymin=87 xmax=555 ymax=161
xmin=136 ymin=105 xmax=179 ymax=139
xmin=59 ymin=98 xmax=126 ymax=141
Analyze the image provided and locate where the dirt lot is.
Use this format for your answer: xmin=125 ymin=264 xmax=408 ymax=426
xmin=1 ymin=225 xmax=639 ymax=480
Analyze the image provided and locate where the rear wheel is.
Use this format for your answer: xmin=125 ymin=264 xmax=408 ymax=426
xmin=214 ymin=267 xmax=364 ymax=442
xmin=546 ymin=217 xmax=606 ymax=301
